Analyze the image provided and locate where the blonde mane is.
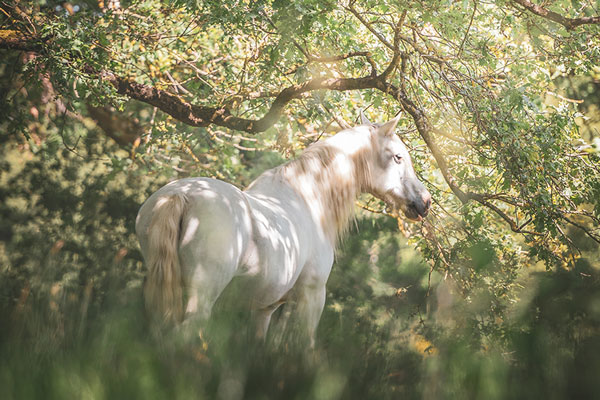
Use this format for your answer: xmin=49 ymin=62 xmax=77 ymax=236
xmin=278 ymin=127 xmax=375 ymax=245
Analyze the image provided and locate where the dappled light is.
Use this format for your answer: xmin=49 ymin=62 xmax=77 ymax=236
xmin=135 ymin=119 xmax=426 ymax=348
xmin=1 ymin=0 xmax=600 ymax=399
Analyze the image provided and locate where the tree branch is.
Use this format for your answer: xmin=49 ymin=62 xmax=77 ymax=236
xmin=99 ymin=70 xmax=381 ymax=133
xmin=0 ymin=29 xmax=43 ymax=51
xmin=345 ymin=3 xmax=395 ymax=50
xmin=370 ymin=79 xmax=546 ymax=235
xmin=307 ymin=51 xmax=371 ymax=63
xmin=512 ymin=0 xmax=600 ymax=29
xmin=0 ymin=25 xmax=555 ymax=238
xmin=86 ymin=105 xmax=143 ymax=145
xmin=379 ymin=10 xmax=406 ymax=80
xmin=370 ymin=80 xmax=468 ymax=201
xmin=285 ymin=51 xmax=378 ymax=77
xmin=458 ymin=0 xmax=477 ymax=56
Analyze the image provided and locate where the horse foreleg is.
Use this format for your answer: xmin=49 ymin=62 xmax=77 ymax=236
xmin=295 ymin=284 xmax=326 ymax=348
xmin=252 ymin=307 xmax=274 ymax=341
xmin=251 ymin=301 xmax=285 ymax=341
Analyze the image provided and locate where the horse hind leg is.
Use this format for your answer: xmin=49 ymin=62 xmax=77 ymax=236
xmin=177 ymin=203 xmax=247 ymax=339
xmin=178 ymin=250 xmax=240 ymax=327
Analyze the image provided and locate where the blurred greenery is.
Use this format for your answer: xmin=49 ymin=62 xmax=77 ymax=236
xmin=2 ymin=0 xmax=600 ymax=399
xmin=1 ymin=130 xmax=599 ymax=399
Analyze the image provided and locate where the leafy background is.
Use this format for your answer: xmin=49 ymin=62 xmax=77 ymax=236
xmin=1 ymin=0 xmax=600 ymax=399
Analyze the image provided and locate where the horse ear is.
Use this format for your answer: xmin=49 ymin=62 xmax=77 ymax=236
xmin=360 ymin=110 xmax=371 ymax=125
xmin=378 ymin=115 xmax=400 ymax=137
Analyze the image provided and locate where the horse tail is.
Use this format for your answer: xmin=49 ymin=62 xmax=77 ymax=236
xmin=144 ymin=192 xmax=188 ymax=325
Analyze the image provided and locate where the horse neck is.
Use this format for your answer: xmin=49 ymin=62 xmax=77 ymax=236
xmin=280 ymin=133 xmax=373 ymax=245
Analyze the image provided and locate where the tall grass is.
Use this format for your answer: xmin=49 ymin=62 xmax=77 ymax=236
xmin=0 ymin=263 xmax=422 ymax=400
xmin=2 ymin=225 xmax=600 ymax=399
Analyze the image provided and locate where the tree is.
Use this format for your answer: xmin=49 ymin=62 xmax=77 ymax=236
xmin=2 ymin=1 xmax=600 ymax=398
xmin=2 ymin=0 xmax=600 ymax=318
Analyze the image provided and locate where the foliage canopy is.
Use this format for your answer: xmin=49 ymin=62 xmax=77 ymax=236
xmin=1 ymin=0 xmax=600 ymax=398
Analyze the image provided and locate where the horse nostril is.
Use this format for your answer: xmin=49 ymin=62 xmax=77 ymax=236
xmin=414 ymin=192 xmax=431 ymax=218
xmin=422 ymin=192 xmax=432 ymax=210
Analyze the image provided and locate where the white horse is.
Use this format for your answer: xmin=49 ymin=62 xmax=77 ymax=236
xmin=136 ymin=113 xmax=431 ymax=345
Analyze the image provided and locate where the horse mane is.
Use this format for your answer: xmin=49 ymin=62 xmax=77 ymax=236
xmin=278 ymin=128 xmax=374 ymax=245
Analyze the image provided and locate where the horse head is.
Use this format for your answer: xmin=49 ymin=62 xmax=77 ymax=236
xmin=362 ymin=112 xmax=432 ymax=221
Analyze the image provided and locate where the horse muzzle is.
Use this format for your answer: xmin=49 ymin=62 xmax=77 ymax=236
xmin=403 ymin=191 xmax=431 ymax=221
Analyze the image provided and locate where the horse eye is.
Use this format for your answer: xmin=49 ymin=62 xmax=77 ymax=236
xmin=393 ymin=154 xmax=403 ymax=164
